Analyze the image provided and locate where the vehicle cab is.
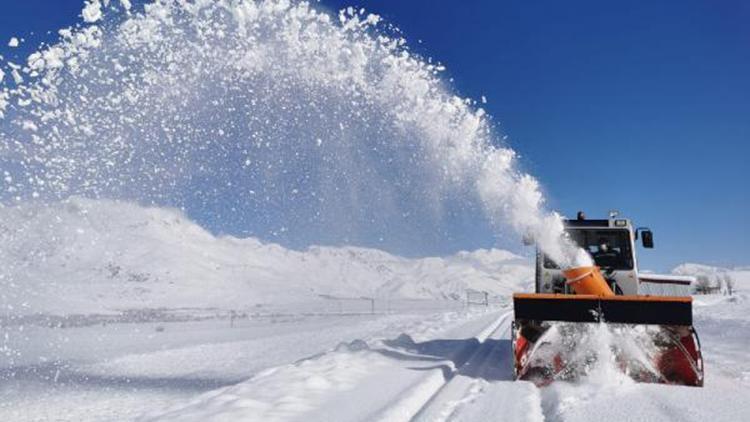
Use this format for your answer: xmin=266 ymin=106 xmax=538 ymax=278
xmin=535 ymin=212 xmax=654 ymax=296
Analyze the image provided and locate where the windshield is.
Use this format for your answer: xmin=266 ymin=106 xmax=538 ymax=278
xmin=544 ymin=229 xmax=634 ymax=270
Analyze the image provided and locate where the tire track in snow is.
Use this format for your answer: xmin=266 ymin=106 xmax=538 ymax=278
xmin=410 ymin=311 xmax=544 ymax=422
xmin=371 ymin=310 xmax=542 ymax=422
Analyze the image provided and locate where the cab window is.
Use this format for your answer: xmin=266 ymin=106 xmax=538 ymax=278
xmin=543 ymin=229 xmax=634 ymax=270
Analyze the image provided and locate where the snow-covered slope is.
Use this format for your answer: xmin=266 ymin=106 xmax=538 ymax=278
xmin=673 ymin=263 xmax=750 ymax=281
xmin=673 ymin=263 xmax=750 ymax=294
xmin=0 ymin=198 xmax=532 ymax=315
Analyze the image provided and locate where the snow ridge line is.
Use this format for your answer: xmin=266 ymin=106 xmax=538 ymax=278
xmin=475 ymin=311 xmax=512 ymax=343
xmin=371 ymin=311 xmax=513 ymax=422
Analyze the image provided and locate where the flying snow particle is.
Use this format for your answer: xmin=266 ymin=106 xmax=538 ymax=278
xmin=11 ymin=68 xmax=22 ymax=85
xmin=0 ymin=92 xmax=7 ymax=118
xmin=82 ymin=0 xmax=103 ymax=23
xmin=481 ymin=95 xmax=487 ymax=104
xmin=22 ymin=120 xmax=39 ymax=132
xmin=8 ymin=37 xmax=19 ymax=48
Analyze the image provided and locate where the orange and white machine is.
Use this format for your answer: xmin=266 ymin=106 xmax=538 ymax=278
xmin=512 ymin=212 xmax=704 ymax=386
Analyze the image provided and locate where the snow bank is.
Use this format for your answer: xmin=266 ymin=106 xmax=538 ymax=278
xmin=145 ymin=349 xmax=395 ymax=422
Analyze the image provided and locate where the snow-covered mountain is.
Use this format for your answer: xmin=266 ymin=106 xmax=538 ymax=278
xmin=0 ymin=198 xmax=533 ymax=315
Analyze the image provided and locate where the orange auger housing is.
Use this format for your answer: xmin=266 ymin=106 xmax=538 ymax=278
xmin=512 ymin=266 xmax=704 ymax=387
xmin=563 ymin=266 xmax=615 ymax=296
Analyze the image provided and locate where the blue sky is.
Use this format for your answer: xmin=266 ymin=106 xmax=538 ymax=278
xmin=1 ymin=1 xmax=748 ymax=271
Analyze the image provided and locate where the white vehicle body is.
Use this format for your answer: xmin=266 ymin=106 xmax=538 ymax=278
xmin=535 ymin=215 xmax=693 ymax=296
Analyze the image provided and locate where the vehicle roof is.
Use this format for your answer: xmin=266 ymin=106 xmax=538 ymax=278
xmin=563 ymin=219 xmax=631 ymax=228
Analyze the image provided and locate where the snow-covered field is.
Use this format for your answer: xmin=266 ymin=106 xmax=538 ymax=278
xmin=2 ymin=199 xmax=749 ymax=421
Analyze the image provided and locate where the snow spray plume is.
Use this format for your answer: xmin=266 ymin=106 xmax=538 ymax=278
xmin=0 ymin=0 xmax=587 ymax=266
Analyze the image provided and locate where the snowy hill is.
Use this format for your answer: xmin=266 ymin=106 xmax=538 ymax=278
xmin=672 ymin=262 xmax=750 ymax=281
xmin=0 ymin=198 xmax=533 ymax=316
xmin=672 ymin=263 xmax=750 ymax=295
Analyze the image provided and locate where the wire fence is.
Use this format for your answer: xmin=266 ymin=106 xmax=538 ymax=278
xmin=465 ymin=290 xmax=489 ymax=307
xmin=4 ymin=290 xmax=506 ymax=329
xmin=223 ymin=290 xmax=504 ymax=327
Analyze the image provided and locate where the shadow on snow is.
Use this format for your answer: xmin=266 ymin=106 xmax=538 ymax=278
xmin=375 ymin=333 xmax=513 ymax=382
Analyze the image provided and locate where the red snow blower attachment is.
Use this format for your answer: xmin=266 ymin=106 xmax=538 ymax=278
xmin=512 ymin=215 xmax=703 ymax=387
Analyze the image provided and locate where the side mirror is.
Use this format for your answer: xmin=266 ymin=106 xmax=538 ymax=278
xmin=641 ymin=230 xmax=654 ymax=248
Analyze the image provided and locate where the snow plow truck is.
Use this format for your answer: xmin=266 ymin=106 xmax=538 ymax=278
xmin=513 ymin=212 xmax=704 ymax=387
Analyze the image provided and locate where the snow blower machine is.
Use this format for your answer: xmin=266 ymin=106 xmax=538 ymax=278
xmin=512 ymin=212 xmax=703 ymax=386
